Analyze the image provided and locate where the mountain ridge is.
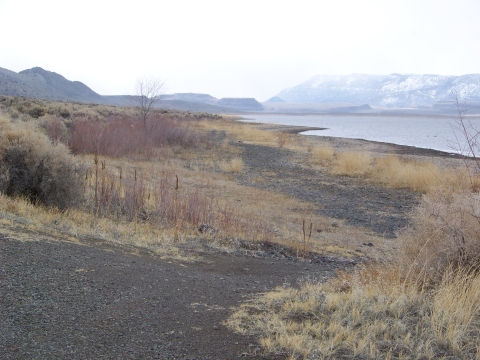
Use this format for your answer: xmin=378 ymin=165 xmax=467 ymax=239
xmin=276 ymin=73 xmax=480 ymax=108
xmin=0 ymin=67 xmax=264 ymax=112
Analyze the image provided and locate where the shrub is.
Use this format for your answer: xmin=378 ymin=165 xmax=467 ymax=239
xmin=401 ymin=185 xmax=480 ymax=286
xmin=28 ymin=106 xmax=46 ymax=119
xmin=38 ymin=115 xmax=69 ymax=144
xmin=68 ymin=115 xmax=205 ymax=158
xmin=0 ymin=114 xmax=83 ymax=209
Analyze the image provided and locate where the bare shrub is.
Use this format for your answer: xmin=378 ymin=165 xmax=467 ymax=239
xmin=38 ymin=115 xmax=69 ymax=144
xmin=330 ymin=151 xmax=372 ymax=175
xmin=68 ymin=115 xmax=205 ymax=158
xmin=0 ymin=114 xmax=82 ymax=209
xmin=401 ymin=186 xmax=480 ymax=286
xmin=81 ymin=164 xmax=273 ymax=243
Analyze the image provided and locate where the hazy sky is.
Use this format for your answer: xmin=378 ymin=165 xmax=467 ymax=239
xmin=1 ymin=0 xmax=479 ymax=101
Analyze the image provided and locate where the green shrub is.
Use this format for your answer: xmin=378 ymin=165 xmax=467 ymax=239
xmin=0 ymin=114 xmax=83 ymax=209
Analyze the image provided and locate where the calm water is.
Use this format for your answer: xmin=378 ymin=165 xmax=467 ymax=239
xmin=242 ymin=114 xmax=480 ymax=153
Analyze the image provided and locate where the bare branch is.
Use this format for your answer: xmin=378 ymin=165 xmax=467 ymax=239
xmin=131 ymin=77 xmax=165 ymax=125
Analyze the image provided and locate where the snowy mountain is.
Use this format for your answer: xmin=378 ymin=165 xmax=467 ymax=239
xmin=276 ymin=74 xmax=480 ymax=108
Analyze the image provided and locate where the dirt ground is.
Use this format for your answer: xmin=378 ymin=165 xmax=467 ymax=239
xmin=0 ymin=129 xmax=460 ymax=359
xmin=0 ymin=230 xmax=354 ymax=359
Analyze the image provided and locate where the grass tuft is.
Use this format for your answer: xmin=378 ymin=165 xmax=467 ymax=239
xmin=373 ymin=155 xmax=442 ymax=192
xmin=330 ymin=151 xmax=372 ymax=176
xmin=220 ymin=157 xmax=244 ymax=173
xmin=311 ymin=145 xmax=335 ymax=163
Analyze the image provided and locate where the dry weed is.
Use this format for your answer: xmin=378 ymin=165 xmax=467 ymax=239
xmin=311 ymin=145 xmax=335 ymax=163
xmin=198 ymin=119 xmax=277 ymax=145
xmin=330 ymin=151 xmax=372 ymax=176
xmin=401 ymin=185 xmax=480 ymax=286
xmin=220 ymin=157 xmax=244 ymax=173
xmin=373 ymin=155 xmax=442 ymax=192
xmin=227 ymin=263 xmax=480 ymax=359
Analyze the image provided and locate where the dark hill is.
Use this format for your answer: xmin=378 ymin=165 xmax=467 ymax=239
xmin=0 ymin=67 xmax=103 ymax=103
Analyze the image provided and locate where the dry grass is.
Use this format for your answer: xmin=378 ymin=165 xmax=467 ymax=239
xmin=227 ymin=166 xmax=480 ymax=359
xmin=227 ymin=263 xmax=480 ymax=359
xmin=220 ymin=157 xmax=244 ymax=173
xmin=0 ymin=193 xmax=194 ymax=261
xmin=372 ymin=155 xmax=442 ymax=192
xmin=311 ymin=145 xmax=335 ymax=163
xmin=330 ymin=151 xmax=372 ymax=176
xmin=198 ymin=119 xmax=278 ymax=145
xmin=320 ymin=150 xmax=445 ymax=193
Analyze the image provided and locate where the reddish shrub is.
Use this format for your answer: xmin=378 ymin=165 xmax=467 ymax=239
xmin=68 ymin=115 xmax=205 ymax=158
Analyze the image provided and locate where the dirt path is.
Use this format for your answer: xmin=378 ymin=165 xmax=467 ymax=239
xmin=0 ymin=232 xmax=352 ymax=359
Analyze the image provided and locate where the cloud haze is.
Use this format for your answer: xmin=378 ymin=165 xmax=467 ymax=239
xmin=0 ymin=0 xmax=479 ymax=101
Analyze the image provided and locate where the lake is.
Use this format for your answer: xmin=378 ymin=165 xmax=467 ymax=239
xmin=242 ymin=114 xmax=480 ymax=153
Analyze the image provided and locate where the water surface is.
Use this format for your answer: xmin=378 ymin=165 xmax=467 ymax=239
xmin=243 ymin=114 xmax=479 ymax=153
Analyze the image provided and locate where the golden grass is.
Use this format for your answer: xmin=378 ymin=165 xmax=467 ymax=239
xmin=220 ymin=157 xmax=244 ymax=173
xmin=0 ymin=193 xmax=196 ymax=261
xmin=197 ymin=119 xmax=278 ymax=145
xmin=373 ymin=155 xmax=442 ymax=192
xmin=311 ymin=145 xmax=335 ymax=163
xmin=227 ymin=263 xmax=480 ymax=359
xmin=318 ymin=150 xmax=446 ymax=193
xmin=330 ymin=151 xmax=372 ymax=176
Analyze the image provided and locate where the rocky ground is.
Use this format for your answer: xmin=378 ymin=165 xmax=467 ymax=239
xmin=0 ymin=132 xmax=458 ymax=359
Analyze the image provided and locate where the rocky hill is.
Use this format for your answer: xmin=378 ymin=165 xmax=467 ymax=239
xmin=0 ymin=67 xmax=103 ymax=103
xmin=276 ymin=73 xmax=480 ymax=108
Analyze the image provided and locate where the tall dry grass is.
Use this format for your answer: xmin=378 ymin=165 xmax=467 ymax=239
xmin=325 ymin=150 xmax=444 ymax=192
xmin=311 ymin=145 xmax=335 ymax=163
xmin=80 ymin=160 xmax=273 ymax=243
xmin=401 ymin=185 xmax=480 ymax=286
xmin=373 ymin=155 xmax=442 ymax=192
xmin=228 ymin=262 xmax=480 ymax=359
xmin=220 ymin=157 xmax=244 ymax=173
xmin=330 ymin=151 xmax=372 ymax=176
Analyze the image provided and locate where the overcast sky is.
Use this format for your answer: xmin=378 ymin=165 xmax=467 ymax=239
xmin=0 ymin=0 xmax=479 ymax=101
